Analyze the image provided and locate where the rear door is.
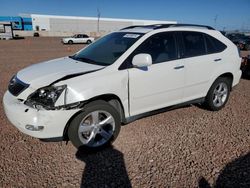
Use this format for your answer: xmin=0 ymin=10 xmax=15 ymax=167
xmin=127 ymin=32 xmax=185 ymax=116
xmin=180 ymin=31 xmax=227 ymax=102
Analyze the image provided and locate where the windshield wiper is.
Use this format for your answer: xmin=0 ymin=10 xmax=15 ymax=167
xmin=68 ymin=55 xmax=76 ymax=60
xmin=69 ymin=56 xmax=107 ymax=66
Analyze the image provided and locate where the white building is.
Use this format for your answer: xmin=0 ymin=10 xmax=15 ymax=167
xmin=31 ymin=14 xmax=177 ymax=36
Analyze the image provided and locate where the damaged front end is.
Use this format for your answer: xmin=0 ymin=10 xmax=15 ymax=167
xmin=4 ymin=79 xmax=84 ymax=140
xmin=24 ymin=84 xmax=84 ymax=111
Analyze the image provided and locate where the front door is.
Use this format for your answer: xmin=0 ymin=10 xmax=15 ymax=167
xmin=127 ymin=32 xmax=185 ymax=116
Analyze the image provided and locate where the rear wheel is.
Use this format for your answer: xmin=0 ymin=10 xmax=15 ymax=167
xmin=87 ymin=40 xmax=92 ymax=44
xmin=68 ymin=100 xmax=121 ymax=150
xmin=203 ymin=77 xmax=231 ymax=111
xmin=68 ymin=40 xmax=73 ymax=44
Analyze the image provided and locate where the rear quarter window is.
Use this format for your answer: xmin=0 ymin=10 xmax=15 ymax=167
xmin=205 ymin=34 xmax=227 ymax=54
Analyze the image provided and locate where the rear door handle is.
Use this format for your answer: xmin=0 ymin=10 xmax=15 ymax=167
xmin=174 ymin=65 xmax=185 ymax=70
xmin=214 ymin=58 xmax=222 ymax=62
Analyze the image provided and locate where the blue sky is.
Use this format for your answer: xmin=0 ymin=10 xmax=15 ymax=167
xmin=0 ymin=0 xmax=250 ymax=30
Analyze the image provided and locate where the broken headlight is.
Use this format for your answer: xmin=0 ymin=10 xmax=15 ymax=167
xmin=26 ymin=85 xmax=67 ymax=109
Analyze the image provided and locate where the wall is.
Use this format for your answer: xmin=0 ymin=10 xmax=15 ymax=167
xmin=14 ymin=30 xmax=107 ymax=37
xmin=32 ymin=16 xmax=50 ymax=31
xmin=31 ymin=14 xmax=177 ymax=34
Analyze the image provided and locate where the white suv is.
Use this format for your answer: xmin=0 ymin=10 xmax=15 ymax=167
xmin=3 ymin=24 xmax=242 ymax=150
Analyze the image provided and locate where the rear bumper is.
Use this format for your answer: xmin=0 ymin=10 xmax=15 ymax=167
xmin=233 ymin=70 xmax=242 ymax=87
xmin=3 ymin=91 xmax=80 ymax=139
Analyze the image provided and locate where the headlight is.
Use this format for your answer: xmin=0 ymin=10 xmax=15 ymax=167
xmin=26 ymin=85 xmax=67 ymax=109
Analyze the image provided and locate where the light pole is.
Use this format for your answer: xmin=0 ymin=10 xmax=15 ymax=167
xmin=97 ymin=8 xmax=100 ymax=34
xmin=214 ymin=15 xmax=218 ymax=29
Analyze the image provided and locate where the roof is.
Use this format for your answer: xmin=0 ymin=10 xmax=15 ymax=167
xmin=120 ymin=24 xmax=215 ymax=34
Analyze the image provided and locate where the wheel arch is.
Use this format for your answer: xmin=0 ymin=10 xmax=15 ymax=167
xmin=217 ymin=72 xmax=234 ymax=90
xmin=62 ymin=94 xmax=126 ymax=140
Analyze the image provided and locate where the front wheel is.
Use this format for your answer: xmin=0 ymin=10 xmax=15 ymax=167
xmin=203 ymin=77 xmax=231 ymax=111
xmin=86 ymin=40 xmax=92 ymax=44
xmin=68 ymin=100 xmax=121 ymax=150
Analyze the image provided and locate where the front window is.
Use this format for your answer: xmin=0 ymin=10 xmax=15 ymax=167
xmin=131 ymin=32 xmax=177 ymax=64
xmin=70 ymin=32 xmax=143 ymax=66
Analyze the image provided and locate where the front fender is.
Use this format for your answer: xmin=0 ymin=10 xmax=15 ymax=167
xmin=56 ymin=70 xmax=130 ymax=118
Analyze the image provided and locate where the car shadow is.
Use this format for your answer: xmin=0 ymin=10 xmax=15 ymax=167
xmin=198 ymin=152 xmax=250 ymax=188
xmin=76 ymin=146 xmax=132 ymax=188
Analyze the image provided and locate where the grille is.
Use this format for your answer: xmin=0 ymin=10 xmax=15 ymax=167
xmin=8 ymin=76 xmax=29 ymax=96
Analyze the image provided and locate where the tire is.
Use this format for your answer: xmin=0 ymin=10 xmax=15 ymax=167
xmin=68 ymin=100 xmax=121 ymax=150
xmin=87 ymin=40 xmax=92 ymax=44
xmin=68 ymin=40 xmax=73 ymax=44
xmin=203 ymin=77 xmax=231 ymax=111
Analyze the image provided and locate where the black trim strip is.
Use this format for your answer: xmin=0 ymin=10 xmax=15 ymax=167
xmin=50 ymin=68 xmax=103 ymax=85
xmin=124 ymin=97 xmax=205 ymax=124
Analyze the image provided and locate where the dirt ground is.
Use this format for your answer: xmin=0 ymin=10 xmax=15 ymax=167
xmin=0 ymin=37 xmax=250 ymax=188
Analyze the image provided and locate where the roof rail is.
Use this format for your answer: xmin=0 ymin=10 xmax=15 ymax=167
xmin=156 ymin=24 xmax=215 ymax=30
xmin=120 ymin=25 xmax=156 ymax=30
xmin=120 ymin=24 xmax=215 ymax=31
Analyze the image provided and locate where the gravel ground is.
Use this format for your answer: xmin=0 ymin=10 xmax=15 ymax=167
xmin=0 ymin=37 xmax=250 ymax=188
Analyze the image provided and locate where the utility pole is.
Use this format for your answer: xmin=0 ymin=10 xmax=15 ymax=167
xmin=214 ymin=15 xmax=218 ymax=29
xmin=97 ymin=8 xmax=100 ymax=34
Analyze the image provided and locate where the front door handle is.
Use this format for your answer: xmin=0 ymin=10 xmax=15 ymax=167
xmin=174 ymin=65 xmax=185 ymax=70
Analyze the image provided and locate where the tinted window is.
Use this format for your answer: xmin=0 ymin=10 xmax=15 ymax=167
xmin=82 ymin=35 xmax=88 ymax=38
xmin=132 ymin=32 xmax=177 ymax=64
xmin=182 ymin=32 xmax=206 ymax=57
xmin=205 ymin=34 xmax=227 ymax=54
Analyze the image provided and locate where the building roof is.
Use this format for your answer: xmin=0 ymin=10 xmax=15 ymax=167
xmin=30 ymin=14 xmax=177 ymax=24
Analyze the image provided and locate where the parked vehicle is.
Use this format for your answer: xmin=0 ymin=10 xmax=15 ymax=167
xmin=33 ymin=32 xmax=39 ymax=37
xmin=226 ymin=33 xmax=250 ymax=50
xmin=62 ymin=34 xmax=94 ymax=44
xmin=241 ymin=55 xmax=250 ymax=78
xmin=3 ymin=24 xmax=242 ymax=150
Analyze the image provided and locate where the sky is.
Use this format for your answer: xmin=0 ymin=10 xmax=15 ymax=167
xmin=0 ymin=0 xmax=250 ymax=31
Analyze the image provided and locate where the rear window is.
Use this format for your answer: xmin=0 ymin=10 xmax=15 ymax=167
xmin=182 ymin=32 xmax=206 ymax=58
xmin=205 ymin=34 xmax=227 ymax=54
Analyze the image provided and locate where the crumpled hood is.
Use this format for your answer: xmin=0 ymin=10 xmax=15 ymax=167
xmin=17 ymin=57 xmax=103 ymax=88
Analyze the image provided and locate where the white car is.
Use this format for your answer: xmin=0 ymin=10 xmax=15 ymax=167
xmin=3 ymin=24 xmax=242 ymax=150
xmin=62 ymin=34 xmax=94 ymax=44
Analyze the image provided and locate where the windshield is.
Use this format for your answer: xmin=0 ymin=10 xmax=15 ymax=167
xmin=70 ymin=32 xmax=143 ymax=66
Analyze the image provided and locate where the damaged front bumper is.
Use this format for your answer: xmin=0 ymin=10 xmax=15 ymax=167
xmin=3 ymin=91 xmax=80 ymax=139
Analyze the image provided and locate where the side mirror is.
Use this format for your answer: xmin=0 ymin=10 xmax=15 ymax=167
xmin=132 ymin=53 xmax=152 ymax=68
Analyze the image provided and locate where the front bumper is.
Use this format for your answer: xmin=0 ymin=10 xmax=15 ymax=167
xmin=3 ymin=91 xmax=80 ymax=139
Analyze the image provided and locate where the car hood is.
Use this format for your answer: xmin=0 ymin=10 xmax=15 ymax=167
xmin=17 ymin=57 xmax=104 ymax=88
